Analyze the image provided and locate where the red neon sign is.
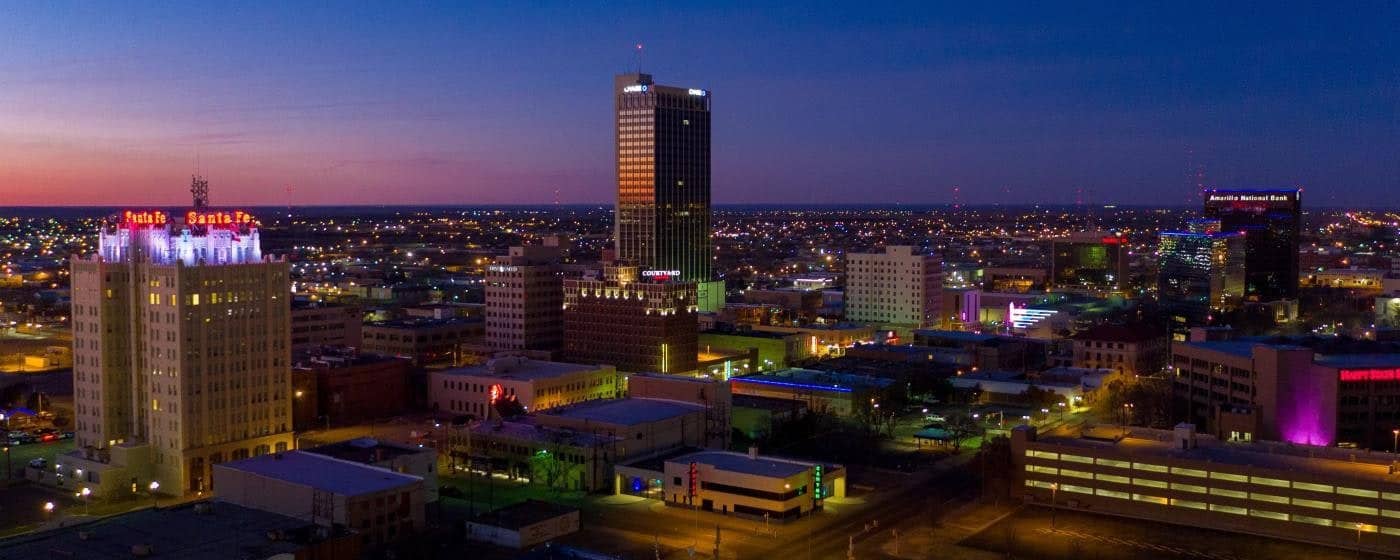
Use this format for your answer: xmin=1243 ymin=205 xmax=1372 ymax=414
xmin=186 ymin=210 xmax=255 ymax=227
xmin=1100 ymin=236 xmax=1124 ymax=245
xmin=1339 ymin=369 xmax=1400 ymax=382
xmin=121 ymin=210 xmax=169 ymax=227
xmin=489 ymin=384 xmax=503 ymax=405
xmin=687 ymin=461 xmax=698 ymax=497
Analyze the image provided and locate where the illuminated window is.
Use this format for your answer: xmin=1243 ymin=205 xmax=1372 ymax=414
xmin=1096 ymin=458 xmax=1131 ymax=469
xmin=1096 ymin=489 xmax=1130 ymax=500
xmin=1025 ymin=480 xmax=1054 ymax=489
xmin=1337 ymin=487 xmax=1379 ymax=499
xmin=1059 ymin=469 xmax=1093 ymax=479
xmin=1134 ymin=478 xmax=1168 ymax=489
xmin=191 ymin=294 xmax=200 ymax=306
xmin=1134 ymin=462 xmax=1169 ymax=473
xmin=1382 ymin=527 xmax=1400 ymax=537
xmin=1096 ymin=474 xmax=1130 ymax=485
xmin=1170 ymin=483 xmax=1207 ymax=494
xmin=1294 ymin=482 xmax=1333 ymax=493
xmin=1251 ymin=493 xmax=1289 ymax=505
xmin=1170 ymin=467 xmax=1208 ymax=478
xmin=1249 ymin=510 xmax=1288 ymax=521
xmin=1061 ymin=484 xmax=1093 ymax=495
xmin=1026 ymin=465 xmax=1058 ymax=475
xmin=1210 ymin=472 xmax=1249 ymax=483
xmin=1293 ymin=498 xmax=1333 ymax=510
xmin=1211 ymin=488 xmax=1248 ymax=499
xmin=1060 ymin=454 xmax=1094 ymax=464
xmin=1337 ymin=504 xmax=1378 ymax=516
xmin=1171 ymin=499 xmax=1207 ymax=510
xmin=1292 ymin=514 xmax=1331 ymax=527
xmin=1250 ymin=476 xmax=1289 ymax=488
xmin=1029 ymin=450 xmax=1059 ymax=460
xmin=1210 ymin=504 xmax=1247 ymax=515
xmin=1383 ymin=492 xmax=1400 ymax=502
xmin=1133 ymin=494 xmax=1168 ymax=505
xmin=1383 ymin=510 xmax=1400 ymax=519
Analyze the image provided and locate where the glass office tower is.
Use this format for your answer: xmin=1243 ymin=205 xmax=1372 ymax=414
xmin=1203 ymin=189 xmax=1301 ymax=301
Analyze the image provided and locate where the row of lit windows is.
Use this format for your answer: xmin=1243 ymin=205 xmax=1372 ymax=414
xmin=1028 ymin=450 xmax=1398 ymax=501
xmin=1025 ymin=479 xmax=1397 ymax=535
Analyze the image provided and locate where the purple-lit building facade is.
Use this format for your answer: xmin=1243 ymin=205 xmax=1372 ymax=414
xmin=1173 ymin=337 xmax=1400 ymax=450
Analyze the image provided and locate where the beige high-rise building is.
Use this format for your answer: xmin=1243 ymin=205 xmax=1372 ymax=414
xmin=845 ymin=246 xmax=943 ymax=329
xmin=485 ymin=236 xmax=570 ymax=352
xmin=66 ymin=207 xmax=293 ymax=496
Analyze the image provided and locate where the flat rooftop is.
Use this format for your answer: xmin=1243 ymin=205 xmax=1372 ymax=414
xmin=1315 ymin=353 xmax=1400 ymax=369
xmin=541 ymin=398 xmax=705 ymax=426
xmin=439 ymin=358 xmax=605 ymax=381
xmin=913 ymin=329 xmax=999 ymax=343
xmin=365 ymin=317 xmax=481 ymax=329
xmin=731 ymin=368 xmax=896 ymax=392
xmin=0 ymin=501 xmax=338 ymax=560
xmin=470 ymin=420 xmax=621 ymax=447
xmin=1035 ymin=427 xmax=1400 ymax=485
xmin=471 ymin=500 xmax=578 ymax=530
xmin=732 ymin=394 xmax=806 ymax=411
xmin=304 ymin=437 xmax=429 ymax=464
xmin=670 ymin=450 xmax=819 ymax=479
xmin=215 ymin=451 xmax=421 ymax=496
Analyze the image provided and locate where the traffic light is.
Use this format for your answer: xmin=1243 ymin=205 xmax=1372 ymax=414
xmin=688 ymin=461 xmax=699 ymax=497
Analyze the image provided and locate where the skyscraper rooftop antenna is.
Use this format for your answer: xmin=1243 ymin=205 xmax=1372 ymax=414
xmin=190 ymin=174 xmax=210 ymax=210
xmin=634 ymin=43 xmax=643 ymax=73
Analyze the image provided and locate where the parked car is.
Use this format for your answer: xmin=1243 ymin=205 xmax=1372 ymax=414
xmin=28 ymin=457 xmax=46 ymax=469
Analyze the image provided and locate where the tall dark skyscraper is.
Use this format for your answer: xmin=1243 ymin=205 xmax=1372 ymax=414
xmin=614 ymin=73 xmax=723 ymax=310
xmin=1203 ymin=189 xmax=1301 ymax=301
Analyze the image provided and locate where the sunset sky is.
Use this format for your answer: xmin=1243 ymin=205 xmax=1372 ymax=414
xmin=2 ymin=2 xmax=1397 ymax=207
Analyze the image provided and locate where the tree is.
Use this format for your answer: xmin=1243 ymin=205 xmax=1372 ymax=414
xmin=493 ymin=395 xmax=526 ymax=419
xmin=943 ymin=413 xmax=979 ymax=451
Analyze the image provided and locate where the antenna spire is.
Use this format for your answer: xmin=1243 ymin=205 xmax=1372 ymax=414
xmin=634 ymin=43 xmax=643 ymax=73
xmin=190 ymin=175 xmax=210 ymax=209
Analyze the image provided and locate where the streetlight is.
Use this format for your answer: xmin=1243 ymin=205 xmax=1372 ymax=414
xmin=43 ymin=501 xmax=54 ymax=522
xmin=1050 ymin=483 xmax=1059 ymax=530
xmin=80 ymin=487 xmax=91 ymax=515
xmin=1392 ymin=429 xmax=1398 ymax=456
xmin=2 ymin=446 xmax=9 ymax=480
xmin=149 ymin=481 xmax=160 ymax=508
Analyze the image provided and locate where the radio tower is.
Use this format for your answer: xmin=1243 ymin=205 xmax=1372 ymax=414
xmin=190 ymin=175 xmax=210 ymax=210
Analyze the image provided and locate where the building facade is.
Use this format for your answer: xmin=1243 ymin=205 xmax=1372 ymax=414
xmin=214 ymin=451 xmax=426 ymax=549
xmin=1203 ymin=189 xmax=1302 ymax=301
xmin=485 ymin=238 xmax=570 ymax=352
xmin=563 ymin=265 xmax=698 ymax=374
xmin=845 ymin=246 xmax=943 ymax=330
xmin=1172 ymin=336 xmax=1400 ymax=449
xmin=1157 ymin=228 xmax=1246 ymax=340
xmin=290 ymin=301 xmax=362 ymax=351
xmin=431 ymin=357 xmax=620 ymax=419
xmin=360 ymin=317 xmax=483 ymax=366
xmin=613 ymin=72 xmax=723 ymax=310
xmin=68 ymin=208 xmax=293 ymax=496
xmin=1012 ymin=424 xmax=1400 ymax=555
xmin=293 ymin=346 xmax=410 ymax=426
xmin=1070 ymin=324 xmax=1167 ymax=377
xmin=1050 ymin=232 xmax=1131 ymax=295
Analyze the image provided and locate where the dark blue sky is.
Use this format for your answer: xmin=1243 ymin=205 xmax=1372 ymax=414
xmin=2 ymin=2 xmax=1397 ymax=206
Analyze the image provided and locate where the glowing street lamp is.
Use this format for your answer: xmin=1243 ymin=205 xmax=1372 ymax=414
xmin=149 ymin=481 xmax=161 ymax=508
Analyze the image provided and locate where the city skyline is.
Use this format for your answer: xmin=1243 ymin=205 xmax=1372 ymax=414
xmin=4 ymin=3 xmax=1398 ymax=208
